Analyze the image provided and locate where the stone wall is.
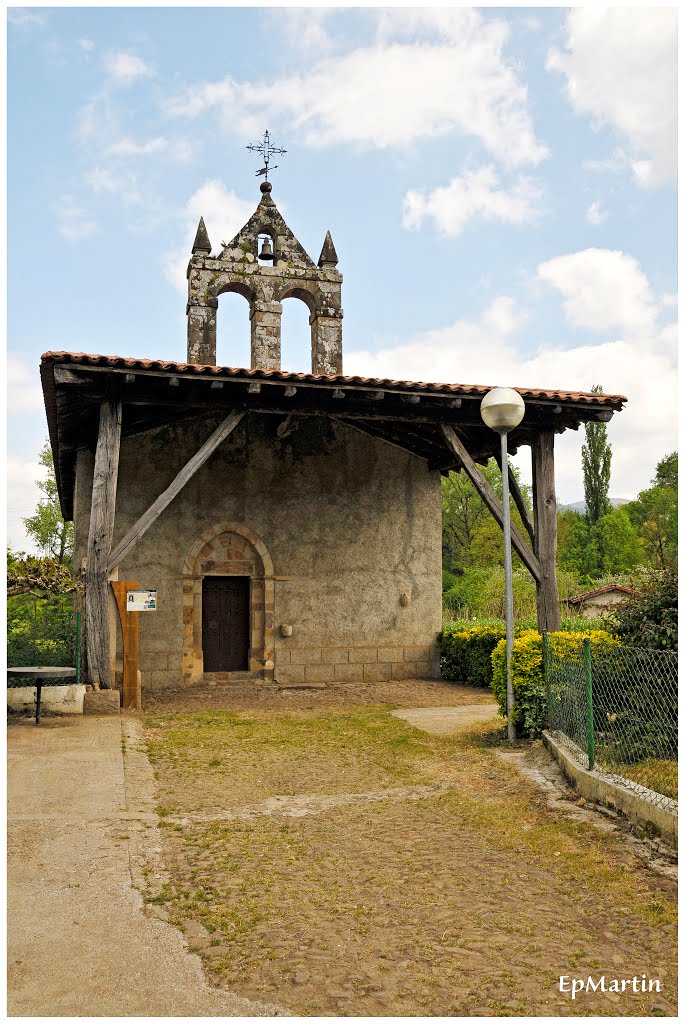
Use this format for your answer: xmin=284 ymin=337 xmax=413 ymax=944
xmin=74 ymin=411 xmax=442 ymax=690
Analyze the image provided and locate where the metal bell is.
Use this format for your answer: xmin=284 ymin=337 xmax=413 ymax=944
xmin=259 ymin=237 xmax=274 ymax=261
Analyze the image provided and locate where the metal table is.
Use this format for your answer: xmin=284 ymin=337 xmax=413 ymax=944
xmin=7 ymin=667 xmax=77 ymax=725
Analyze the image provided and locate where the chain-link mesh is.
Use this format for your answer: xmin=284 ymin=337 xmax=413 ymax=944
xmin=543 ymin=635 xmax=677 ymax=810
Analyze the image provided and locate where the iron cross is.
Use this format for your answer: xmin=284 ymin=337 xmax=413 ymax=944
xmin=246 ymin=130 xmax=287 ymax=181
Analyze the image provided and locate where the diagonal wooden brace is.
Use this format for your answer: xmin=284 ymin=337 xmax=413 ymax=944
xmin=441 ymin=423 xmax=542 ymax=583
xmin=107 ymin=410 xmax=245 ymax=574
xmin=494 ymin=448 xmax=536 ymax=548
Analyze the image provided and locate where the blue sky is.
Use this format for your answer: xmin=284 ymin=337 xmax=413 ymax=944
xmin=7 ymin=5 xmax=678 ymax=551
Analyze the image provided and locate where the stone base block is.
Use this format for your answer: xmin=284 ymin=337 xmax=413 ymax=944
xmin=83 ymin=690 xmax=121 ymax=715
xmin=7 ymin=684 xmax=86 ymax=716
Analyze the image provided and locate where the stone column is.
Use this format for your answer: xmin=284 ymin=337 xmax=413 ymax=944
xmin=187 ymin=298 xmax=217 ymax=365
xmin=250 ymin=299 xmax=282 ymax=370
xmin=311 ymin=309 xmax=343 ymax=375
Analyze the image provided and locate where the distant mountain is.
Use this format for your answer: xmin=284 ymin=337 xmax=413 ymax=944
xmin=560 ymin=498 xmax=631 ymax=514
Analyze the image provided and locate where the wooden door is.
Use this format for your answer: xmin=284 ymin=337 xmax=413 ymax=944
xmin=202 ymin=576 xmax=250 ymax=672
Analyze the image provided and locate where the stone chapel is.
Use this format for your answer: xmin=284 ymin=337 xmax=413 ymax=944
xmin=40 ymin=178 xmax=626 ymax=701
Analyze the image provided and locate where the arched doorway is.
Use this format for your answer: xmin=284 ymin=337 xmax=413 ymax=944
xmin=181 ymin=522 xmax=275 ymax=684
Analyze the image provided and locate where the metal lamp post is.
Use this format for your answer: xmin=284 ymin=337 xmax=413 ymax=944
xmin=480 ymin=387 xmax=526 ymax=742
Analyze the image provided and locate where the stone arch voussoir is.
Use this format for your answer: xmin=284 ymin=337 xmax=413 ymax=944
xmin=278 ymin=283 xmax=320 ymax=315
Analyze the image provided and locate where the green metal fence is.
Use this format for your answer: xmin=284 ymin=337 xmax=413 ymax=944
xmin=543 ymin=633 xmax=678 ymax=809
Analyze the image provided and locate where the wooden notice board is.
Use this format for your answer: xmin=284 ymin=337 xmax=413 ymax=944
xmin=111 ymin=580 xmax=141 ymax=710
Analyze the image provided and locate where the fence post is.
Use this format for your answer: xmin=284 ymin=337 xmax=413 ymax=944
xmin=76 ymin=611 xmax=82 ymax=684
xmin=583 ymin=637 xmax=595 ymax=770
xmin=541 ymin=630 xmax=551 ymax=728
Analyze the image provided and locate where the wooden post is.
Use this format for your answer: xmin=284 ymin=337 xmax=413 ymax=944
xmin=532 ymin=430 xmax=560 ymax=632
xmin=85 ymin=399 xmax=122 ymax=689
xmin=111 ymin=581 xmax=141 ymax=710
xmin=106 ymin=410 xmax=244 ymax=574
xmin=441 ymin=424 xmax=541 ymax=583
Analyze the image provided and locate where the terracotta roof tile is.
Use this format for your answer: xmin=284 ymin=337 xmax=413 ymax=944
xmin=40 ymin=351 xmax=628 ymax=408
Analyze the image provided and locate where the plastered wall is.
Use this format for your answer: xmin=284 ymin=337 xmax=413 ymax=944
xmin=74 ymin=412 xmax=442 ymax=689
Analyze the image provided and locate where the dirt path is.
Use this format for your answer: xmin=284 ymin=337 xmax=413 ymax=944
xmin=6 ymin=715 xmax=282 ymax=1017
xmin=141 ymin=682 xmax=678 ymax=1017
xmin=391 ymin=702 xmax=500 ymax=733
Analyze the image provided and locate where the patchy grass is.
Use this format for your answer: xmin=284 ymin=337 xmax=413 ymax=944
xmin=145 ymin=707 xmax=462 ymax=815
xmin=143 ymin=706 xmax=677 ymax=1017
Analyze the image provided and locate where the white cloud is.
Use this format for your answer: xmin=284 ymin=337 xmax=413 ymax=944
xmin=167 ymin=9 xmax=547 ymax=168
xmin=6 ymin=355 xmax=45 ymax=415
xmin=547 ymin=8 xmax=676 ymax=186
xmin=104 ymin=51 xmax=154 ymax=84
xmin=56 ymin=195 xmax=97 ymax=241
xmin=346 ymin=296 xmax=525 ymax=387
xmin=6 ymin=455 xmax=46 ymax=554
xmin=163 ymin=181 xmax=255 ymax=293
xmin=108 ymin=136 xmax=168 ymax=157
xmin=403 ymin=165 xmax=542 ymax=237
xmin=519 ymin=15 xmax=542 ymax=34
xmin=78 ymin=91 xmax=119 ymax=147
xmin=79 ymin=38 xmax=94 ymax=51
xmin=8 ymin=11 xmax=44 ymax=27
xmin=346 ymin=289 xmax=676 ymax=503
xmin=537 ymin=249 xmax=659 ymax=335
xmin=585 ymin=201 xmax=607 ymax=226
xmin=272 ymin=8 xmax=336 ymax=57
xmin=85 ymin=166 xmax=142 ymax=205
xmin=104 ymin=135 xmax=191 ymax=162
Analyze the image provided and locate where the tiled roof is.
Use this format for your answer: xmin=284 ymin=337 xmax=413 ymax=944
xmin=40 ymin=351 xmax=628 ymax=408
xmin=565 ymin=585 xmax=634 ymax=604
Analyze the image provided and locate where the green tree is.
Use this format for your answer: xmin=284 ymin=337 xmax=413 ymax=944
xmin=442 ymin=459 xmax=532 ymax=576
xmin=654 ymin=451 xmax=678 ymax=489
xmin=581 ymin=385 xmax=612 ymax=526
xmin=557 ymin=509 xmax=599 ymax=585
xmin=23 ymin=440 xmax=73 ymax=566
xmin=609 ymin=566 xmax=677 ymax=650
xmin=624 ymin=453 xmax=677 ymax=569
xmin=594 ymin=507 xmax=643 ymax=575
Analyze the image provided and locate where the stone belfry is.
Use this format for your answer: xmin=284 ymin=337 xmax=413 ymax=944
xmin=186 ymin=180 xmax=343 ymax=373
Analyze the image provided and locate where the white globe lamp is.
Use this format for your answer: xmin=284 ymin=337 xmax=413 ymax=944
xmin=480 ymin=387 xmax=525 ymax=433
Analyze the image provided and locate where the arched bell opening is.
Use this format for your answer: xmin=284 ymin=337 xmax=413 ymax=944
xmin=257 ymin=230 xmax=276 ymax=266
xmin=281 ymin=294 xmax=315 ymax=374
xmin=215 ymin=290 xmax=251 ymax=368
xmin=211 ymin=281 xmax=256 ymax=369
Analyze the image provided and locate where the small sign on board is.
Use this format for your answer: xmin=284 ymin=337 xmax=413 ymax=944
xmin=127 ymin=590 xmax=157 ymax=612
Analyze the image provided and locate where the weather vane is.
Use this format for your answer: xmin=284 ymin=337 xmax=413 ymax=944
xmin=246 ymin=130 xmax=287 ymax=181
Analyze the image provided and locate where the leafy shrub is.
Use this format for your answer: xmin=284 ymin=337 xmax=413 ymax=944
xmin=608 ymin=566 xmax=677 ymax=650
xmin=7 ymin=592 xmax=77 ymax=673
xmin=442 ymin=569 xmax=459 ymax=593
xmin=590 ymin=643 xmax=677 ymax=764
xmin=442 ymin=565 xmax=579 ymax=620
xmin=438 ymin=624 xmax=506 ymax=686
xmin=490 ymin=629 xmax=618 ymax=738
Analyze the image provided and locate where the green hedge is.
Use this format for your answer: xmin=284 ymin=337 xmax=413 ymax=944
xmin=437 ymin=624 xmax=506 ymax=687
xmin=490 ymin=629 xmax=618 ymax=739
